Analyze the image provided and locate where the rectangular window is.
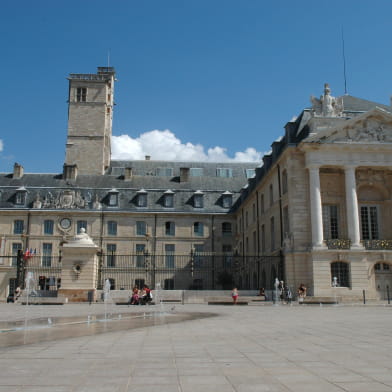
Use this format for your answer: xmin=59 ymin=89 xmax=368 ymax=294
xmin=261 ymin=224 xmax=266 ymax=253
xmin=136 ymin=221 xmax=147 ymax=236
xmin=135 ymin=244 xmax=145 ymax=268
xmin=165 ymin=221 xmax=175 ymax=236
xmin=260 ymin=194 xmax=265 ymax=213
xmin=14 ymin=220 xmax=24 ymax=234
xmin=360 ymin=205 xmax=379 ymax=240
xmin=322 ymin=205 xmax=339 ymax=239
xmin=165 ymin=244 xmax=175 ymax=268
xmin=245 ymin=169 xmax=255 ymax=179
xmin=252 ymin=204 xmax=256 ymax=222
xmin=217 ymin=168 xmax=233 ymax=178
xmin=283 ymin=206 xmax=289 ymax=236
xmin=193 ymin=244 xmax=204 ymax=268
xmin=107 ymin=221 xmax=117 ymax=236
xmin=12 ymin=243 xmax=22 ymax=267
xmin=222 ymin=222 xmax=232 ymax=236
xmin=76 ymin=87 xmax=87 ymax=102
xmin=270 ymin=217 xmax=275 ymax=251
xmin=108 ymin=193 xmax=118 ymax=206
xmin=156 ymin=167 xmax=173 ymax=177
xmin=77 ymin=220 xmax=87 ymax=234
xmin=253 ymin=231 xmax=257 ymax=254
xmin=222 ymin=194 xmax=232 ymax=208
xmin=269 ymin=184 xmax=274 ymax=206
xmin=164 ymin=194 xmax=174 ymax=208
xmin=15 ymin=192 xmax=26 ymax=205
xmin=44 ymin=220 xmax=54 ymax=235
xmin=42 ymin=243 xmax=52 ymax=267
xmin=106 ymin=244 xmax=116 ymax=267
xmin=222 ymin=245 xmax=232 ymax=266
xmin=190 ymin=168 xmax=203 ymax=177
xmin=194 ymin=194 xmax=203 ymax=208
xmin=137 ymin=193 xmax=147 ymax=207
xmin=193 ymin=222 xmax=204 ymax=236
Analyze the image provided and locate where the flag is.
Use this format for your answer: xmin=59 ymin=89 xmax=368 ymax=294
xmin=23 ymin=248 xmax=31 ymax=260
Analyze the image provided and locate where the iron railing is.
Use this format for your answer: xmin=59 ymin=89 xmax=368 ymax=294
xmin=363 ymin=240 xmax=392 ymax=250
xmin=2 ymin=251 xmax=283 ymax=292
xmin=97 ymin=253 xmax=283 ymax=291
xmin=325 ymin=239 xmax=351 ymax=249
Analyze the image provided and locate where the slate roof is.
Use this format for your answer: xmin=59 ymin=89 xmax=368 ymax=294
xmin=0 ymin=161 xmax=257 ymax=214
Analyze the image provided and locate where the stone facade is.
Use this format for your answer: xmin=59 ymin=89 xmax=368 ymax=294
xmin=1 ymin=67 xmax=392 ymax=301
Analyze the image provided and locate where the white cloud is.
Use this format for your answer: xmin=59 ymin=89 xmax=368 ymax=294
xmin=0 ymin=139 xmax=3 ymax=152
xmin=112 ymin=129 xmax=262 ymax=162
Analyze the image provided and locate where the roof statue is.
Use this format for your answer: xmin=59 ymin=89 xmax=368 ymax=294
xmin=310 ymin=83 xmax=344 ymax=117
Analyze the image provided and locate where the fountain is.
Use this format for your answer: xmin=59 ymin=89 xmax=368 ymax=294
xmin=273 ymin=278 xmax=280 ymax=305
xmin=332 ymin=276 xmax=338 ymax=305
xmin=23 ymin=272 xmax=37 ymax=343
xmin=103 ymin=279 xmax=111 ymax=321
xmin=154 ymin=282 xmax=165 ymax=314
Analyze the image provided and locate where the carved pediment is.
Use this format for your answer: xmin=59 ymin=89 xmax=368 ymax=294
xmin=308 ymin=109 xmax=392 ymax=145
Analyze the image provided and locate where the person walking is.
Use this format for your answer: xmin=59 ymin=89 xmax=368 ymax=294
xmin=231 ymin=287 xmax=239 ymax=305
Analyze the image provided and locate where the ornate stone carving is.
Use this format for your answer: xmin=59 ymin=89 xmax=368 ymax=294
xmin=92 ymin=194 xmax=102 ymax=210
xmin=310 ymin=83 xmax=343 ymax=117
xmin=319 ymin=119 xmax=392 ymax=144
xmin=33 ymin=193 xmax=42 ymax=209
xmin=40 ymin=190 xmax=91 ymax=209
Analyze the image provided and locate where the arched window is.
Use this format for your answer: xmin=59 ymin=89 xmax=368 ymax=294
xmin=331 ymin=261 xmax=350 ymax=287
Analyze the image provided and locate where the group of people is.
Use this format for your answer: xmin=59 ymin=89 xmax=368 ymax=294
xmin=231 ymin=282 xmax=307 ymax=305
xmin=129 ymin=284 xmax=153 ymax=305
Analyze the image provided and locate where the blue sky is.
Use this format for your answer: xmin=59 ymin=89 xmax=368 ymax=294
xmin=1 ymin=0 xmax=392 ymax=173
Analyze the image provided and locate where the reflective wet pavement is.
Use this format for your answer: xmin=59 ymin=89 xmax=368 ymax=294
xmin=0 ymin=309 xmax=214 ymax=348
xmin=1 ymin=303 xmax=392 ymax=392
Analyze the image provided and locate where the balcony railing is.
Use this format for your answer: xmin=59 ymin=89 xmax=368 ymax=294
xmin=363 ymin=240 xmax=392 ymax=250
xmin=325 ymin=239 xmax=351 ymax=249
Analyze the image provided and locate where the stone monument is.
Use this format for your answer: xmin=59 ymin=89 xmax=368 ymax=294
xmin=58 ymin=228 xmax=99 ymax=302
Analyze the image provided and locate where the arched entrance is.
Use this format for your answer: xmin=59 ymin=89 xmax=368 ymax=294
xmin=374 ymin=262 xmax=392 ymax=299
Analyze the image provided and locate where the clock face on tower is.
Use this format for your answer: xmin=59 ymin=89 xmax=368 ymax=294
xmin=59 ymin=218 xmax=72 ymax=230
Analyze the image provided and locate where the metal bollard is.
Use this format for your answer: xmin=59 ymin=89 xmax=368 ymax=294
xmin=362 ymin=289 xmax=366 ymax=305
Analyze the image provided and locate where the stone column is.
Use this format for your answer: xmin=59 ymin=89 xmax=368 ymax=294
xmin=344 ymin=166 xmax=362 ymax=248
xmin=308 ymin=165 xmax=324 ymax=248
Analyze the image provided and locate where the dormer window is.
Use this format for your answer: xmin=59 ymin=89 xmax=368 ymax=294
xmin=108 ymin=188 xmax=119 ymax=207
xmin=156 ymin=167 xmax=173 ymax=177
xmin=137 ymin=189 xmax=147 ymax=207
xmin=194 ymin=190 xmax=204 ymax=208
xmin=15 ymin=187 xmax=27 ymax=205
xmin=217 ymin=168 xmax=233 ymax=178
xmin=222 ymin=191 xmax=233 ymax=208
xmin=164 ymin=190 xmax=174 ymax=208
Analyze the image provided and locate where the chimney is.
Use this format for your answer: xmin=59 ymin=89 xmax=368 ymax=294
xmin=63 ymin=164 xmax=78 ymax=180
xmin=180 ymin=167 xmax=190 ymax=182
xmin=145 ymin=155 xmax=151 ymax=161
xmin=124 ymin=167 xmax=133 ymax=180
xmin=13 ymin=163 xmax=24 ymax=179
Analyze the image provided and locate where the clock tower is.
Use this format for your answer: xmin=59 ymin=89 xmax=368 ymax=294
xmin=65 ymin=67 xmax=116 ymax=176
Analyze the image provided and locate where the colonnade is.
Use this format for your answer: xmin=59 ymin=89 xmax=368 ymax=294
xmin=308 ymin=165 xmax=362 ymax=249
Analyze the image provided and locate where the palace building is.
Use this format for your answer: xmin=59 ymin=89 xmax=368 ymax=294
xmin=1 ymin=66 xmax=392 ymax=302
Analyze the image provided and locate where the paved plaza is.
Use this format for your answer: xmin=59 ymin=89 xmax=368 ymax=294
xmin=0 ymin=302 xmax=392 ymax=392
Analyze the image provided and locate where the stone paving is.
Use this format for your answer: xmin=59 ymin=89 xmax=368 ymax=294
xmin=0 ymin=302 xmax=392 ymax=391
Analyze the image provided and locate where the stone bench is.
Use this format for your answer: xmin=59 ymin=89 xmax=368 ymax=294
xmin=205 ymin=296 xmax=249 ymax=305
xmin=303 ymin=296 xmax=341 ymax=304
xmin=19 ymin=296 xmax=68 ymax=305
